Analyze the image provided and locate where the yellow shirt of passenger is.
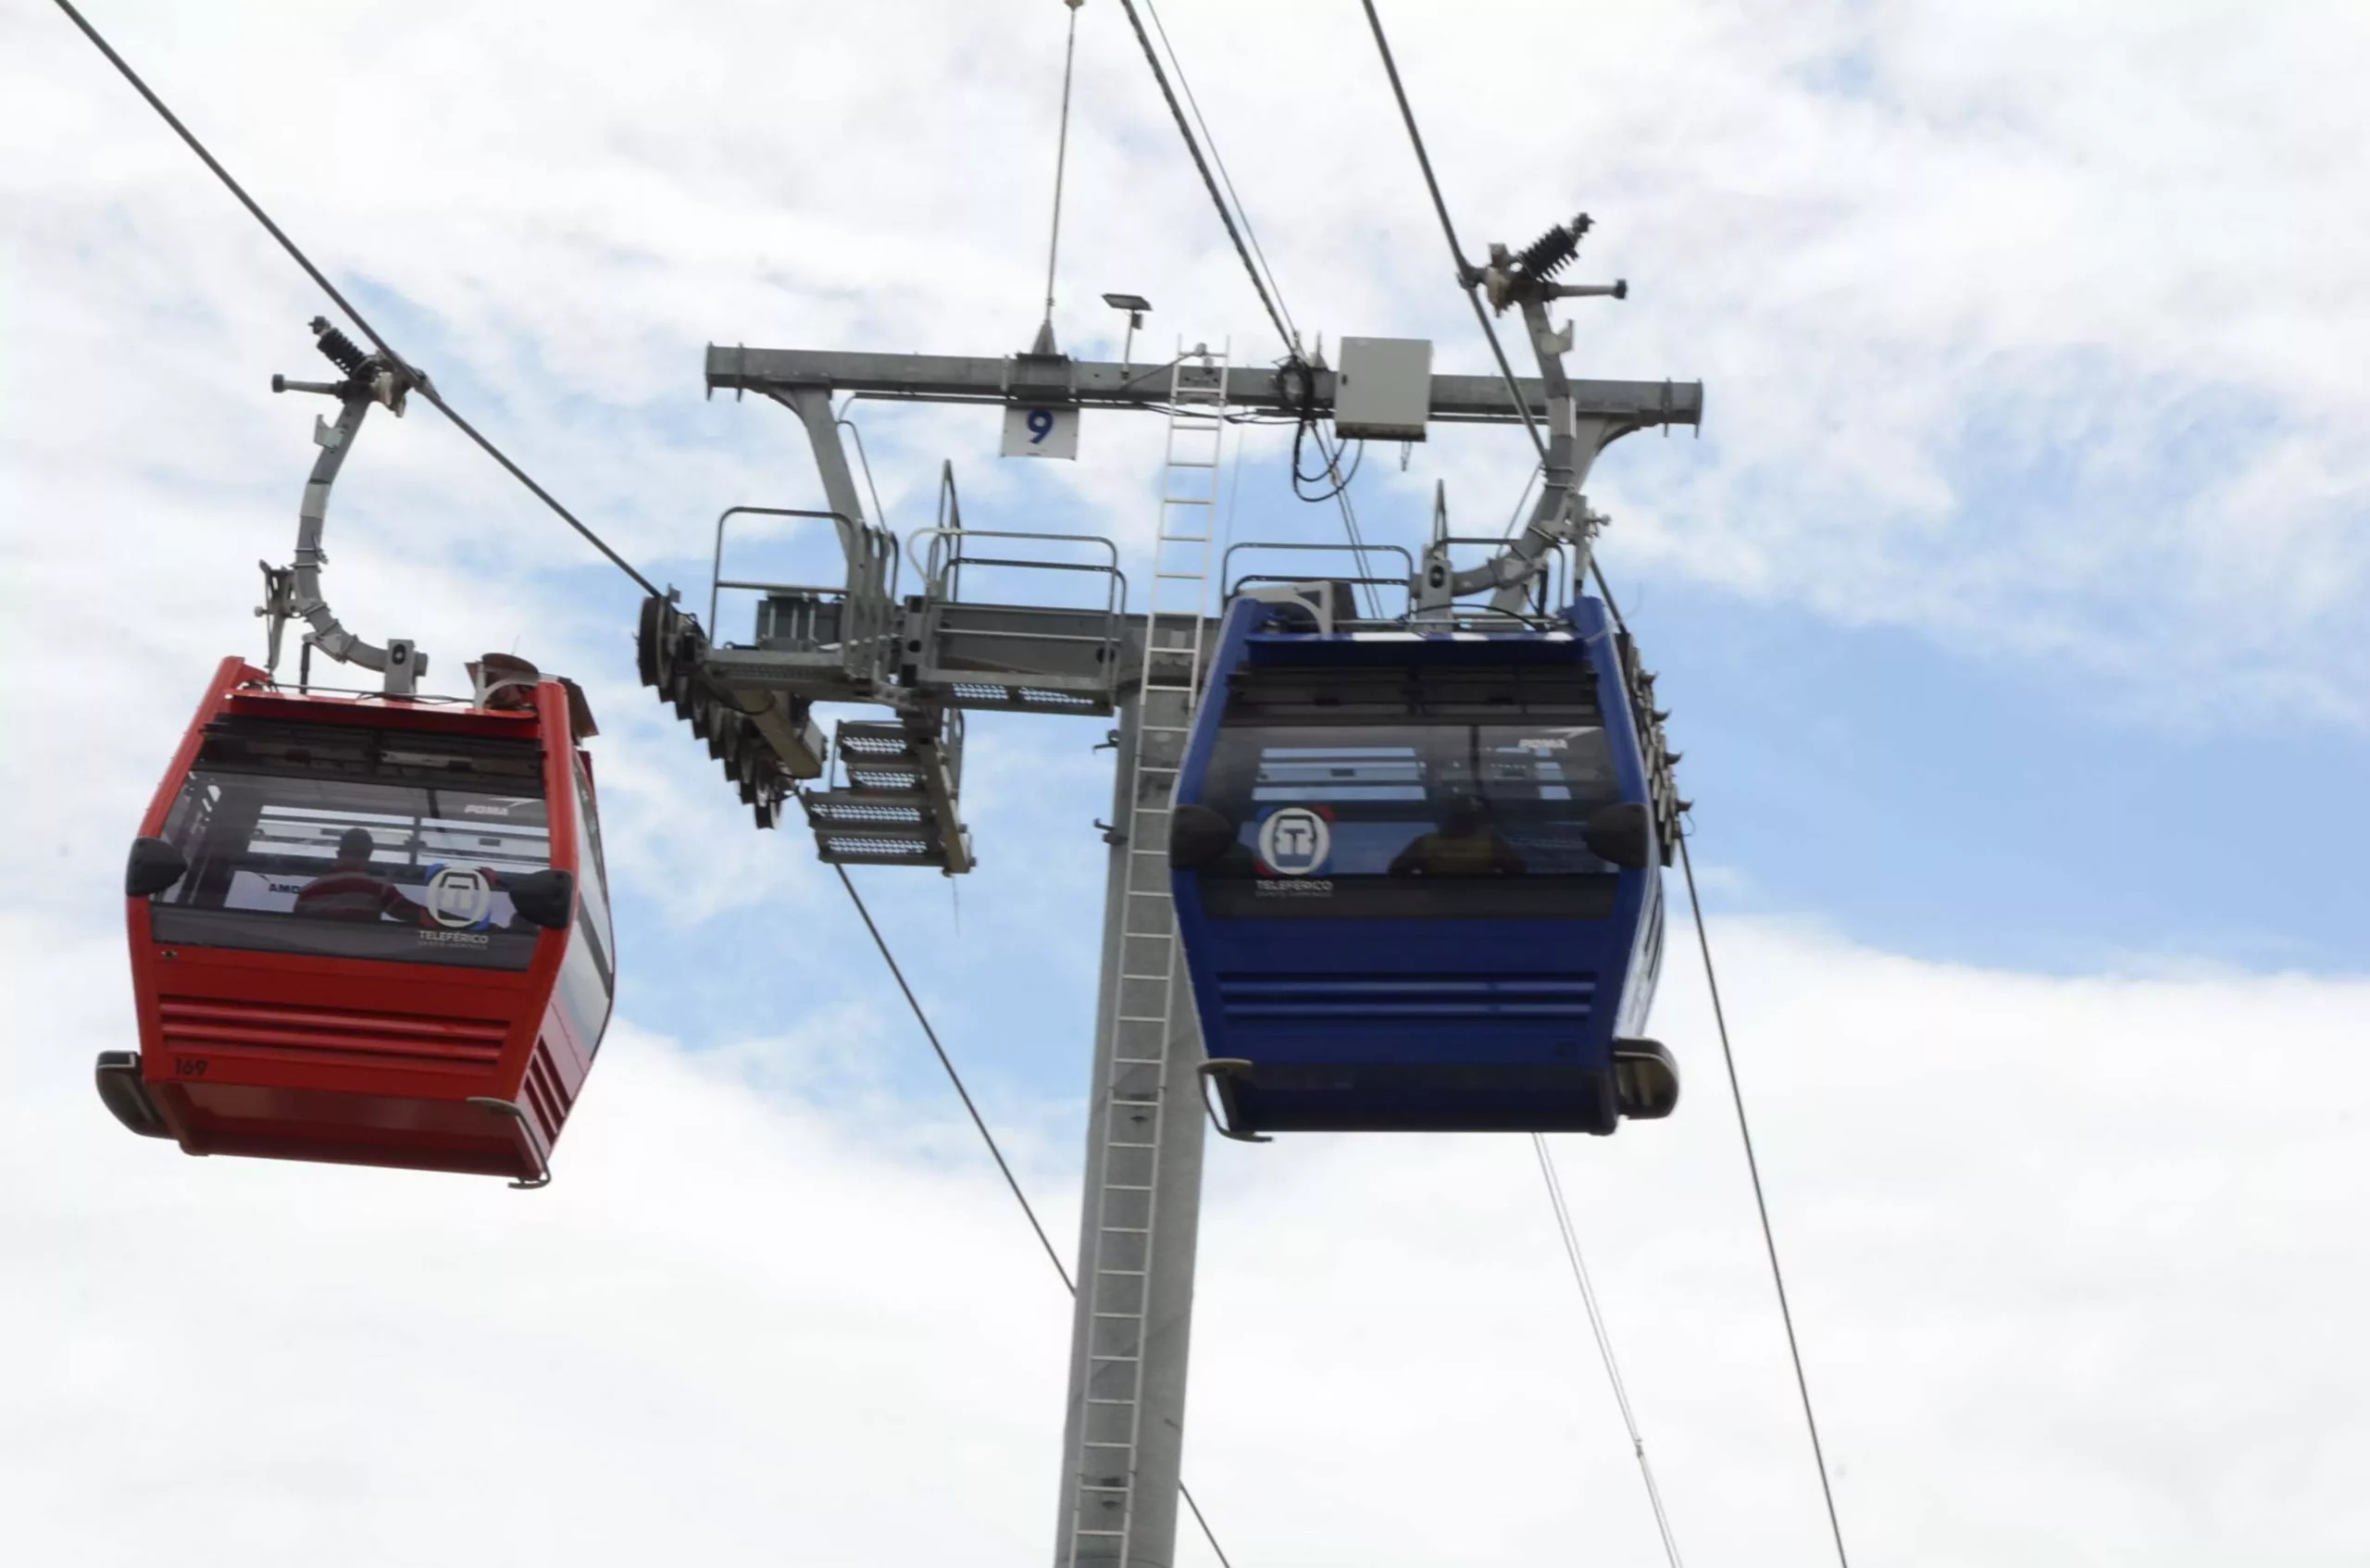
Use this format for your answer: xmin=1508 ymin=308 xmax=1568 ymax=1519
xmin=1391 ymin=829 xmax=1524 ymax=877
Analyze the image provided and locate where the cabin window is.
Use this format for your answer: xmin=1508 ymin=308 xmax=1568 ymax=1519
xmin=1199 ymin=721 xmax=1626 ymax=877
xmin=1628 ymin=879 xmax=1667 ymax=1002
xmin=1191 ymin=719 xmax=1628 ymax=919
xmin=145 ymin=718 xmax=549 ymax=970
xmin=554 ymin=760 xmax=616 ymax=1053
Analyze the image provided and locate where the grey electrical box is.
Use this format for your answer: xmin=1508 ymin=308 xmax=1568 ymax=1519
xmin=381 ymin=638 xmax=422 ymax=696
xmin=1333 ymin=336 xmax=1433 ymax=442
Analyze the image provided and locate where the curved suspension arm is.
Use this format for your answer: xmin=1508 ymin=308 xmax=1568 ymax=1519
xmin=1414 ymin=293 xmax=1595 ymax=616
xmin=1415 ymin=228 xmax=1633 ymax=617
xmin=257 ymin=346 xmax=422 ymax=685
xmin=288 ymin=390 xmax=395 ymax=670
xmin=1468 ymin=296 xmax=1594 ymax=612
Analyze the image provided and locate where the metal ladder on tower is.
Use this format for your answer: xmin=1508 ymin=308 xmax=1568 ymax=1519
xmin=1066 ymin=345 xmax=1229 ymax=1566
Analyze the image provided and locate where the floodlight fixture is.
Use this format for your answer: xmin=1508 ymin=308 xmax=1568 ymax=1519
xmin=1103 ymin=292 xmax=1152 ymax=366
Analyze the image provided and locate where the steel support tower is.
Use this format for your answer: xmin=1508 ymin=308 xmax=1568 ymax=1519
xmin=638 ymin=327 xmax=1701 ymax=1567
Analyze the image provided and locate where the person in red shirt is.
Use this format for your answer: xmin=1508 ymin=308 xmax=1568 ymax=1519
xmin=293 ymin=827 xmax=429 ymax=924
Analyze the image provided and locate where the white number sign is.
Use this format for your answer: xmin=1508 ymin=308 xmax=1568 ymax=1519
xmin=1001 ymin=404 xmax=1080 ymax=460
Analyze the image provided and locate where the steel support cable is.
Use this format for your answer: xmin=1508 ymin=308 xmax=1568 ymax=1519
xmin=1678 ymin=833 xmax=1853 ymax=1568
xmin=1358 ymin=8 xmax=1848 ymax=1560
xmin=1139 ymin=0 xmax=1299 ymax=350
xmin=827 ymin=862 xmax=1237 ymax=1568
xmin=1179 ymin=1487 xmax=1236 ymax=1568
xmin=1114 ymin=0 xmax=1295 ymax=355
xmin=1359 ymin=0 xmax=1638 ymax=636
xmin=1038 ymin=0 xmax=1086 ymax=342
xmin=1215 ymin=410 xmax=1252 ymax=584
xmin=1312 ymin=427 xmax=1388 ymax=620
xmin=69 ymin=0 xmax=1191 ymax=1552
xmin=52 ymin=0 xmax=663 ymax=601
xmin=1356 ymin=0 xmax=1550 ymax=467
xmin=1531 ymin=1133 xmax=1686 ymax=1568
xmin=831 ymin=863 xmax=1073 ymax=1287
xmin=1115 ymin=0 xmax=1389 ymax=622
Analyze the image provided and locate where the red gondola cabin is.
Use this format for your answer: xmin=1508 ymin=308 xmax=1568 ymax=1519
xmin=100 ymin=655 xmax=615 ymax=1184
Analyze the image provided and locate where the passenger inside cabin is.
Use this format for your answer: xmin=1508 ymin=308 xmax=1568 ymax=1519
xmin=294 ymin=827 xmax=430 ymax=924
xmin=1389 ymin=797 xmax=1527 ymax=877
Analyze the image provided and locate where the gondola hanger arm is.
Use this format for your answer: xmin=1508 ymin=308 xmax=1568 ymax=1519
xmin=257 ymin=318 xmax=427 ymax=693
xmin=1412 ymin=215 xmax=1632 ymax=617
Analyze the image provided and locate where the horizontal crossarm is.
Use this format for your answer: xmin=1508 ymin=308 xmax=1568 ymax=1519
xmin=705 ymin=345 xmax=1702 ymax=434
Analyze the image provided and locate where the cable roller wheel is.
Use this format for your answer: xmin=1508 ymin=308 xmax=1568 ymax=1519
xmin=635 ymin=596 xmax=672 ymax=690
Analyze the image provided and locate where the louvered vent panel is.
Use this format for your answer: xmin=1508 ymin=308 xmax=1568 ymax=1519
xmin=518 ymin=1046 xmax=572 ymax=1140
xmin=157 ymin=999 xmax=508 ymax=1072
xmin=1216 ymin=973 xmax=1595 ymax=1021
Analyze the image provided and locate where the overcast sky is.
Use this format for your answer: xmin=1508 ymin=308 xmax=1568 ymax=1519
xmin=5 ymin=3 xmax=2368 ymax=1565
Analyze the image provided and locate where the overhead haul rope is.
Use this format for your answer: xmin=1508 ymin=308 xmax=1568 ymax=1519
xmin=61 ymin=2 xmax=1231 ymax=1555
xmin=1678 ymin=834 xmax=1852 ymax=1568
xmin=1141 ymin=0 xmax=1300 ymax=355
xmin=1359 ymin=6 xmax=1853 ymax=1565
xmin=52 ymin=0 xmax=662 ymax=602
xmin=1353 ymin=0 xmax=1628 ymax=628
xmin=1355 ymin=0 xmax=1548 ymax=469
xmin=1116 ymin=0 xmax=1296 ymax=355
xmin=830 ymin=864 xmax=1075 ymax=1285
xmin=1315 ymin=429 xmax=1387 ymax=620
xmin=1128 ymin=0 xmax=1377 ymax=606
xmin=1118 ymin=0 xmax=1389 ymax=616
xmin=829 ymin=862 xmax=1236 ymax=1568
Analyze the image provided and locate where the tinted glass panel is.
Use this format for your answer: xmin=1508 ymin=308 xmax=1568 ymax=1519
xmin=1225 ymin=660 xmax=1603 ymax=726
xmin=147 ymin=717 xmax=549 ymax=970
xmin=570 ymin=763 xmax=614 ymax=963
xmin=1192 ymin=716 xmax=1625 ymax=920
xmin=1198 ymin=722 xmax=1625 ymax=877
xmin=555 ymin=759 xmax=615 ymax=1053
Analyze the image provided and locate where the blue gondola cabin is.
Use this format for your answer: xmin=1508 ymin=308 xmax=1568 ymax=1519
xmin=1168 ymin=591 xmax=1680 ymax=1138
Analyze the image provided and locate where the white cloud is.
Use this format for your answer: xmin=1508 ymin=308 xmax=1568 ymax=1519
xmin=10 ymin=0 xmax=2369 ymax=728
xmin=0 ymin=924 xmax=1074 ymax=1566
xmin=7 ymin=5 xmax=2370 ymax=1563
xmin=7 ymin=915 xmax=2368 ymax=1565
